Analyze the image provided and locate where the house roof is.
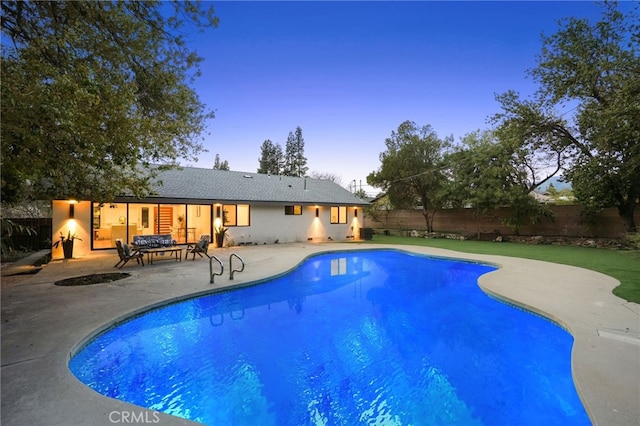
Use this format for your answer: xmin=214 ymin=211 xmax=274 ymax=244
xmin=119 ymin=166 xmax=369 ymax=206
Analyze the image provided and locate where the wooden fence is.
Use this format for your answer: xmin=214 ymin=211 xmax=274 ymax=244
xmin=363 ymin=204 xmax=639 ymax=238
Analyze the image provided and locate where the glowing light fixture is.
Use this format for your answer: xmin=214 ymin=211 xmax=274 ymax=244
xmin=69 ymin=200 xmax=77 ymax=218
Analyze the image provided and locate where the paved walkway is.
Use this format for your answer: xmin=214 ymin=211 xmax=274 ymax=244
xmin=1 ymin=242 xmax=638 ymax=425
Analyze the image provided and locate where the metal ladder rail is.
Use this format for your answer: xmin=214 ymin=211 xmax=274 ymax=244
xmin=229 ymin=253 xmax=245 ymax=280
xmin=209 ymin=255 xmax=224 ymax=284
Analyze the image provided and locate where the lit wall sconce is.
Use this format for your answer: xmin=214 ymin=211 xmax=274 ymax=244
xmin=216 ymin=205 xmax=222 ymax=217
xmin=316 ymin=207 xmax=319 ymax=218
xmin=69 ymin=200 xmax=77 ymax=218
xmin=354 ymin=208 xmax=358 ymax=218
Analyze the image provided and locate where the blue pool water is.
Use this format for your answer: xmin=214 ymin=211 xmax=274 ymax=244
xmin=70 ymin=250 xmax=589 ymax=425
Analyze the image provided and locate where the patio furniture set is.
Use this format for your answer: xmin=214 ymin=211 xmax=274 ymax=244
xmin=114 ymin=234 xmax=211 ymax=269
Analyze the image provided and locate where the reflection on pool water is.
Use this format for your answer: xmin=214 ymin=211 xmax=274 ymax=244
xmin=70 ymin=249 xmax=589 ymax=425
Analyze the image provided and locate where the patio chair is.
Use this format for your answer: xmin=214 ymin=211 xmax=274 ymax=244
xmin=185 ymin=234 xmax=211 ymax=260
xmin=114 ymin=240 xmax=145 ymax=269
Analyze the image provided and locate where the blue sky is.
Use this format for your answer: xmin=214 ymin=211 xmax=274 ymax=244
xmin=186 ymin=1 xmax=604 ymax=195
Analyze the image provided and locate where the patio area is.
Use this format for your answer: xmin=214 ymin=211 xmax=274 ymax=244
xmin=2 ymin=242 xmax=638 ymax=425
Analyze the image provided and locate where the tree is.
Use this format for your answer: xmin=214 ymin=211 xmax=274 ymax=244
xmin=309 ymin=171 xmax=343 ymax=186
xmin=1 ymin=1 xmax=219 ymax=204
xmin=367 ymin=121 xmax=452 ymax=232
xmin=213 ymin=154 xmax=229 ymax=171
xmin=447 ymin=131 xmax=513 ymax=238
xmin=448 ymin=130 xmax=553 ymax=237
xmin=283 ymin=126 xmax=308 ymax=177
xmin=493 ymin=92 xmax=574 ymax=193
xmin=353 ymin=188 xmax=368 ymax=200
xmin=365 ymin=194 xmax=393 ymax=228
xmin=492 ymin=1 xmax=640 ymax=232
xmin=257 ymin=139 xmax=283 ymax=175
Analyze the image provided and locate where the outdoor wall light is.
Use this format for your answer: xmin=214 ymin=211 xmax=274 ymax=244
xmin=316 ymin=207 xmax=319 ymax=217
xmin=69 ymin=200 xmax=77 ymax=219
xmin=216 ymin=205 xmax=222 ymax=217
xmin=354 ymin=208 xmax=358 ymax=218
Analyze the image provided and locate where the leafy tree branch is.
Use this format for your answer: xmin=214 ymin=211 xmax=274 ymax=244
xmin=1 ymin=0 xmax=219 ymax=204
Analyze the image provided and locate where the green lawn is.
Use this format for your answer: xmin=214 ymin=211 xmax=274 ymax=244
xmin=362 ymin=234 xmax=640 ymax=303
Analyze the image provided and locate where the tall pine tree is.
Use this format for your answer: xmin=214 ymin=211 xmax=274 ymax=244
xmin=283 ymin=126 xmax=308 ymax=177
xmin=213 ymin=154 xmax=230 ymax=170
xmin=257 ymin=139 xmax=283 ymax=175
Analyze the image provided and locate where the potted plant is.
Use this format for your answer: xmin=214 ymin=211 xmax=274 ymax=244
xmin=214 ymin=226 xmax=228 ymax=248
xmin=52 ymin=231 xmax=82 ymax=259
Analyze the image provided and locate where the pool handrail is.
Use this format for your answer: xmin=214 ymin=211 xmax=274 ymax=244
xmin=209 ymin=255 xmax=223 ymax=284
xmin=229 ymin=253 xmax=245 ymax=280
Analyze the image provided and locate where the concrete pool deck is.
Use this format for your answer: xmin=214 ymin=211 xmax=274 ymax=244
xmin=1 ymin=242 xmax=638 ymax=425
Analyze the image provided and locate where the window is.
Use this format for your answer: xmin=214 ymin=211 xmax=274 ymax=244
xmin=91 ymin=202 xmax=213 ymax=249
xmin=93 ymin=206 xmax=101 ymax=229
xmin=330 ymin=206 xmax=347 ymax=224
xmin=285 ymin=205 xmax=302 ymax=215
xmin=223 ymin=205 xmax=236 ymax=226
xmin=223 ymin=204 xmax=250 ymax=227
xmin=141 ymin=208 xmax=149 ymax=228
xmin=187 ymin=204 xmax=212 ymax=240
xmin=237 ymin=204 xmax=250 ymax=226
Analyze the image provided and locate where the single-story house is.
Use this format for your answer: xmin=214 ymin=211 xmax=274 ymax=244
xmin=51 ymin=167 xmax=370 ymax=258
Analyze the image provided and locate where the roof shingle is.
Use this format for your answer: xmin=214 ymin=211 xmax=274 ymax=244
xmin=141 ymin=167 xmax=368 ymax=205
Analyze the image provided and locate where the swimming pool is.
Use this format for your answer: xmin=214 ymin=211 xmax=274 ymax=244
xmin=70 ymin=249 xmax=589 ymax=425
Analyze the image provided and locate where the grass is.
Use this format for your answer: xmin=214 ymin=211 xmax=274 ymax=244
xmin=363 ymin=234 xmax=640 ymax=303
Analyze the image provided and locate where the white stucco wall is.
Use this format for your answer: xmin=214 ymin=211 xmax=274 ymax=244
xmin=225 ymin=204 xmax=362 ymax=245
xmin=52 ymin=200 xmax=92 ymax=259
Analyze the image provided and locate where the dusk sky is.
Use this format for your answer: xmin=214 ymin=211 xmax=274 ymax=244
xmin=186 ymin=1 xmax=606 ymax=195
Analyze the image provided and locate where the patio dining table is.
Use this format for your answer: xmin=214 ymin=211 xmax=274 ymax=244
xmin=144 ymin=247 xmax=183 ymax=265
